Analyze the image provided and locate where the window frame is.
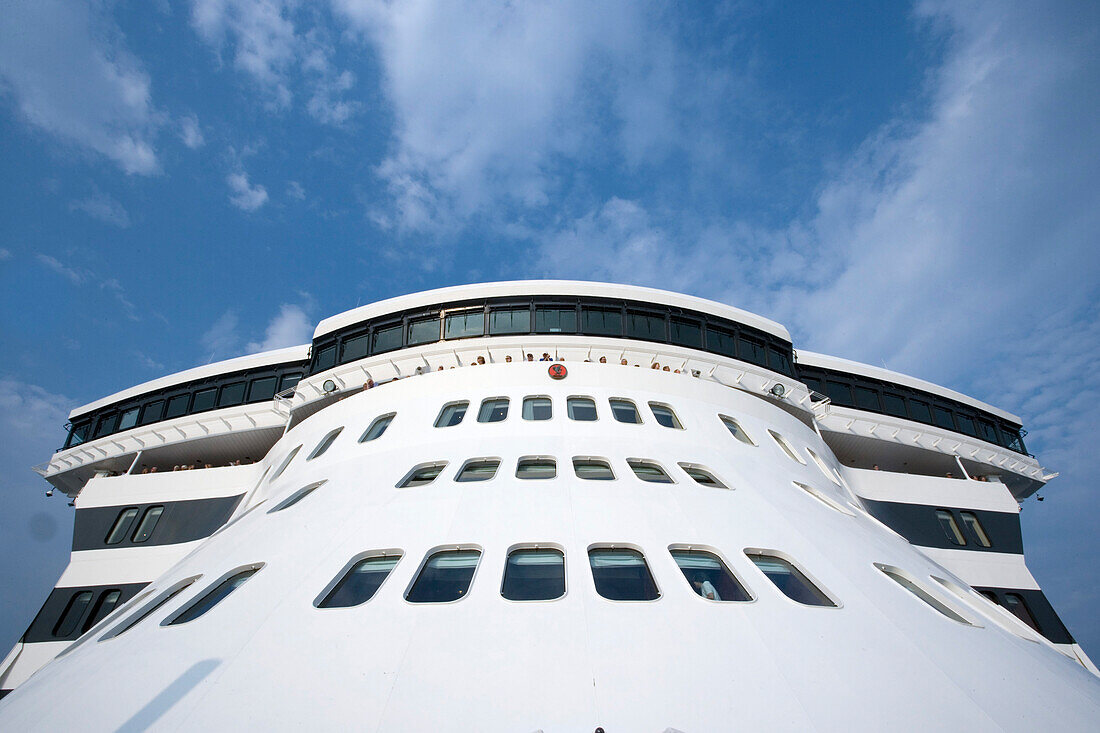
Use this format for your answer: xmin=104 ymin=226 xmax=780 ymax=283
xmin=516 ymin=455 xmax=557 ymax=480
xmin=500 ymin=543 xmax=567 ymax=603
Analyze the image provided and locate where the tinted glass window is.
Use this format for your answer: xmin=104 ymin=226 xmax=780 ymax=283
xmin=933 ymin=406 xmax=956 ymax=430
xmin=581 ymin=307 xmax=622 ymax=336
xmin=247 ymin=377 xmax=277 ymax=402
xmin=314 ymin=344 xmax=337 ymax=371
xmin=738 ymin=336 xmax=766 ymax=366
xmin=191 ymin=388 xmax=217 ymax=413
xmin=372 ymin=325 xmax=402 ymax=354
xmin=104 ymin=580 xmax=197 ymax=639
xmin=1003 ymin=593 xmax=1040 ymax=632
xmin=319 ymin=554 xmax=401 ymax=608
xmin=956 ymin=415 xmax=977 ymax=436
xmin=139 ymin=401 xmax=164 ymax=426
xmin=85 ymin=590 xmax=122 ymax=631
xmin=522 ymin=397 xmax=552 ymax=421
xmin=477 ymin=398 xmax=509 ymax=423
xmin=308 ymin=427 xmax=344 ymax=460
xmin=1003 ymin=429 xmax=1026 ymax=453
xmin=706 ymin=327 xmax=736 ymax=357
xmin=360 ymin=413 xmax=395 ymax=442
xmin=609 ymin=399 xmax=641 ymax=424
xmin=935 ymin=510 xmax=966 ymax=545
xmin=165 ymin=394 xmax=190 ymax=419
xmin=567 ymin=397 xmax=597 ymax=421
xmin=131 ymin=506 xmax=164 ymax=543
xmin=167 ymin=567 xmax=259 ymax=625
xmin=802 ymin=376 xmax=824 ymax=396
xmin=671 ymin=549 xmax=750 ymax=601
xmin=408 ymin=317 xmax=440 ymax=345
xmin=489 ymin=308 xmax=530 ymax=335
xmin=909 ymin=400 xmax=932 ymax=424
xmin=628 ymin=459 xmax=673 ymax=483
xmin=589 ymin=548 xmax=659 ymax=601
xmin=217 ymin=381 xmax=247 ymax=407
xmin=960 ymin=512 xmax=992 ymax=547
xmin=93 ymin=413 xmax=118 ymax=438
xmin=573 ymin=458 xmax=615 ymax=480
xmin=768 ymin=348 xmax=793 ymax=376
xmin=534 ymin=306 xmax=576 ymax=333
xmin=825 ymin=381 xmax=854 ymax=406
xmin=502 ymin=548 xmax=566 ymax=601
xmin=341 ymin=334 xmax=369 ymax=362
xmin=680 ymin=464 xmax=726 ymax=488
xmin=977 ymin=420 xmax=998 ymax=443
xmin=444 ymin=310 xmax=484 ymax=339
xmin=854 ymin=386 xmax=880 ymax=411
xmin=279 ymin=373 xmax=301 ymax=392
xmin=720 ymin=415 xmax=755 ymax=445
xmin=105 ymin=508 xmax=139 ymax=545
xmin=406 ymin=549 xmax=481 ymax=603
xmin=882 ymin=393 xmax=908 ymax=418
xmin=876 ymin=565 xmax=970 ymax=624
xmin=270 ymin=480 xmax=326 ymax=512
xmin=66 ymin=421 xmax=91 ymax=447
xmin=626 ymin=311 xmax=665 ymax=341
xmin=435 ymin=401 xmax=468 ymax=427
xmin=747 ymin=553 xmax=835 ymax=607
xmin=516 ymin=457 xmax=556 ymax=480
xmin=456 ymin=459 xmax=500 ymax=482
xmin=399 ymin=463 xmax=446 ymax=488
xmin=670 ymin=318 xmax=702 ymax=348
xmin=649 ymin=403 xmax=682 ymax=429
xmin=53 ymin=591 xmax=94 ymax=637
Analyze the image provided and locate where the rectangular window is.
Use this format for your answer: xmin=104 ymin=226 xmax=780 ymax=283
xmin=270 ymin=480 xmax=327 ymax=512
xmin=854 ymin=386 xmax=881 ymax=411
xmin=956 ymin=415 xmax=977 ymax=437
xmin=670 ymin=549 xmax=750 ymax=601
xmin=588 ymin=547 xmax=659 ymax=601
xmin=166 ymin=566 xmax=260 ymax=625
xmin=165 ymin=394 xmax=190 ymax=419
xmin=247 ymin=376 xmax=278 ymax=402
xmin=933 ymin=406 xmax=956 ymax=431
xmin=314 ymin=344 xmax=337 ymax=372
xmin=444 ymin=310 xmax=484 ymax=339
xmin=738 ymin=336 xmax=767 ymax=366
xmin=191 ymin=388 xmax=217 ymax=413
xmin=882 ymin=393 xmax=908 ymax=418
xmin=455 ymin=459 xmax=500 ymax=482
xmin=53 ymin=591 xmax=94 ymax=637
xmin=405 ymin=549 xmax=481 ymax=603
xmin=960 ymin=512 xmax=992 ymax=547
xmin=609 ymin=399 xmax=641 ymax=424
xmin=935 ymin=510 xmax=966 ymax=546
xmin=407 ymin=317 xmax=440 ymax=345
xmin=825 ymin=381 xmax=854 ymax=407
xmin=522 ymin=396 xmax=552 ymax=421
xmin=217 ymin=381 xmax=247 ymax=407
xmin=580 ymin=307 xmax=622 ymax=336
xmin=85 ymin=589 xmax=122 ymax=632
xmin=649 ymin=402 xmax=682 ymax=429
xmin=573 ymin=457 xmax=615 ymax=480
xmin=516 ymin=457 xmax=556 ymax=480
xmin=802 ymin=376 xmax=824 ymax=396
xmin=534 ymin=306 xmax=576 ymax=334
xmin=625 ymin=311 xmax=665 ymax=341
xmin=489 ymin=308 xmax=531 ymax=335
xmin=93 ymin=413 xmax=118 ymax=439
xmin=66 ymin=421 xmax=91 ymax=447
xmin=270 ymin=445 xmax=301 ymax=481
xmin=670 ymin=318 xmax=703 ymax=348
xmin=372 ymin=325 xmax=402 ymax=354
xmin=341 ymin=334 xmax=369 ymax=362
xmin=279 ymin=373 xmax=301 ymax=393
xmin=502 ymin=548 xmax=566 ymax=601
xmin=435 ymin=401 xmax=468 ymax=427
xmin=318 ymin=554 xmax=401 ymax=608
xmin=1003 ymin=593 xmax=1041 ymax=632
xmin=909 ymin=399 xmax=932 ymax=424
xmin=977 ymin=420 xmax=999 ymax=444
xmin=104 ymin=508 xmax=139 ymax=545
xmin=767 ymin=347 xmax=793 ymax=376
xmin=627 ymin=459 xmax=673 ymax=483
xmin=567 ymin=397 xmax=598 ymax=421
xmin=102 ymin=579 xmax=197 ymax=639
xmin=117 ymin=408 xmax=140 ymax=433
xmin=705 ymin=327 xmax=736 ymax=358
xmin=131 ymin=506 xmax=164 ymax=543
xmin=747 ymin=552 xmax=835 ymax=607
xmin=139 ymin=401 xmax=164 ymax=426
xmin=477 ymin=398 xmax=509 ymax=423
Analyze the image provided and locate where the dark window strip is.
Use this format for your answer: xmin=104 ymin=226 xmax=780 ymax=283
xmin=73 ymin=495 xmax=243 ymax=551
xmin=973 ymin=587 xmax=1075 ymax=645
xmin=859 ymin=499 xmax=1023 ymax=555
xmin=22 ymin=583 xmax=149 ymax=643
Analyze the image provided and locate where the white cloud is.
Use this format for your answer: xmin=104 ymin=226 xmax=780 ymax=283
xmin=227 ymin=170 xmax=269 ymax=211
xmin=69 ymin=192 xmax=131 ymax=228
xmin=0 ymin=0 xmax=160 ymax=174
xmin=179 ymin=114 xmax=205 ymax=149
xmin=35 ymin=254 xmax=86 ymax=285
xmin=200 ymin=309 xmax=241 ymax=362
xmin=286 ymin=180 xmax=305 ymax=200
xmin=246 ymin=303 xmax=312 ymax=352
xmin=0 ymin=249 xmax=11 ymax=262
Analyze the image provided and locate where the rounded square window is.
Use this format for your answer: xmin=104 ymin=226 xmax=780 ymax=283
xmin=522 ymin=396 xmax=552 ymax=421
xmin=609 ymin=399 xmax=641 ymax=424
xmin=746 ymin=551 xmax=836 ymax=607
xmin=456 ymin=458 xmax=500 ymax=482
xmin=678 ymin=463 xmax=726 ymax=488
xmin=669 ymin=548 xmax=751 ymax=602
xmin=719 ymin=415 xmax=755 ymax=445
xmin=573 ymin=457 xmax=615 ymax=481
xmin=627 ymin=459 xmax=673 ymax=483
xmin=406 ymin=548 xmax=481 ymax=603
xmin=567 ymin=397 xmax=598 ymax=421
xmin=648 ymin=403 xmax=682 ymax=429
xmin=360 ymin=413 xmax=395 ymax=442
xmin=516 ymin=456 xmax=556 ymax=480
xmin=501 ymin=547 xmax=565 ymax=601
xmin=477 ymin=397 xmax=509 ymax=423
xmin=435 ymin=401 xmax=469 ymax=428
xmin=317 ymin=553 xmax=402 ymax=608
xmin=398 ymin=462 xmax=447 ymax=488
xmin=588 ymin=546 xmax=659 ymax=601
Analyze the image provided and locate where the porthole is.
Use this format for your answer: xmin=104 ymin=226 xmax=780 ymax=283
xmin=130 ymin=506 xmax=164 ymax=543
xmin=609 ymin=399 xmax=642 ymax=424
xmin=588 ymin=546 xmax=660 ymax=601
xmin=516 ymin=456 xmax=556 ymax=480
xmin=648 ymin=402 xmax=682 ymax=429
xmin=669 ymin=547 xmax=751 ymax=602
xmin=317 ymin=552 xmax=402 ymax=608
xmin=501 ymin=546 xmax=566 ymax=601
xmin=522 ymin=396 xmax=552 ymax=421
xmin=406 ymin=547 xmax=482 ymax=603
xmin=434 ymin=401 xmax=469 ymax=428
xmin=567 ymin=397 xmax=598 ymax=422
xmin=477 ymin=397 xmax=509 ymax=423
xmin=573 ymin=457 xmax=615 ymax=481
xmin=935 ymin=510 xmax=967 ymax=546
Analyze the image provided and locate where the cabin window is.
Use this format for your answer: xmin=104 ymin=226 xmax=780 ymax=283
xmin=166 ymin=567 xmax=261 ymax=625
xmin=567 ymin=397 xmax=598 ymax=421
xmin=217 ymin=381 xmax=247 ymax=407
xmin=793 ymin=482 xmax=855 ymax=516
xmin=534 ymin=306 xmax=576 ymax=334
xmin=670 ymin=549 xmax=751 ymax=601
xmin=131 ymin=506 xmax=164 ymax=543
xmin=768 ymin=430 xmax=805 ymax=464
xmin=489 ymin=308 xmax=530 ymax=335
xmin=408 ymin=317 xmax=440 ymax=345
xmin=270 ymin=481 xmax=327 ymax=512
xmin=679 ymin=463 xmax=726 ymax=488
xmin=609 ymin=399 xmax=642 ymax=424
xmin=398 ymin=462 xmax=447 ymax=488
xmin=360 ymin=413 xmax=395 ymax=442
xmin=516 ymin=457 xmax=556 ymax=480
xmin=1003 ymin=593 xmax=1041 ymax=632
xmin=248 ymin=377 xmax=278 ymax=402
xmin=455 ymin=459 xmax=500 ymax=482
xmin=104 ymin=508 xmax=140 ymax=545
xmin=139 ymin=400 xmax=164 ymax=425
xmin=191 ymin=388 xmax=217 ymax=413
xmin=649 ymin=403 xmax=682 ymax=429
xmin=435 ymin=401 xmax=469 ymax=427
xmin=270 ymin=445 xmax=302 ymax=482
xmin=406 ymin=549 xmax=481 ymax=603
xmin=318 ymin=554 xmax=401 ymax=608
xmin=444 ymin=310 xmax=484 ymax=340
xmin=501 ymin=548 xmax=566 ymax=601
xmin=876 ymin=564 xmax=971 ymax=624
xmin=308 ymin=427 xmax=344 ymax=461
xmin=522 ymin=396 xmax=552 ymax=421
xmin=935 ymin=510 xmax=967 ymax=546
xmin=573 ymin=457 xmax=615 ymax=481
xmin=477 ymin=398 xmax=509 ymax=423
xmin=960 ymin=512 xmax=992 ymax=547
xmin=84 ymin=590 xmax=122 ymax=632
xmin=589 ymin=547 xmax=659 ymax=601
xmin=719 ymin=415 xmax=755 ymax=445
xmin=53 ymin=591 xmax=94 ymax=637
xmin=746 ymin=552 xmax=835 ymax=607
xmin=627 ymin=459 xmax=673 ymax=484
xmin=101 ymin=578 xmax=199 ymax=640
xmin=165 ymin=394 xmax=190 ymax=419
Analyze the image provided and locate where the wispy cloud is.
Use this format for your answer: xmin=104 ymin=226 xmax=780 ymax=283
xmin=0 ymin=249 xmax=11 ymax=262
xmin=69 ymin=192 xmax=131 ymax=228
xmin=179 ymin=114 xmax=205 ymax=149
xmin=36 ymin=254 xmax=86 ymax=285
xmin=286 ymin=180 xmax=305 ymax=200
xmin=0 ymin=0 xmax=160 ymax=174
xmin=200 ymin=309 xmax=241 ymax=362
xmin=201 ymin=299 xmax=312 ymax=363
xmin=227 ymin=169 xmax=269 ymax=211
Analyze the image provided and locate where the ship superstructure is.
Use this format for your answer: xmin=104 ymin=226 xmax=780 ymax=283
xmin=1 ymin=281 xmax=1097 ymax=729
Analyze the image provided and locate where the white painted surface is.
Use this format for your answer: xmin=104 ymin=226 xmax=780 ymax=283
xmin=848 ymin=467 xmax=1022 ymax=512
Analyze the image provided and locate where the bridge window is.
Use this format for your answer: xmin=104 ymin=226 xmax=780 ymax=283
xmin=746 ymin=552 xmax=836 ymax=607
xmin=53 ymin=591 xmax=94 ymax=637
xmin=705 ymin=326 xmax=736 ymax=358
xmin=455 ymin=458 xmax=500 ymax=482
xmin=854 ymin=386 xmax=880 ymax=411
xmin=649 ymin=403 xmax=682 ymax=429
xmin=93 ymin=413 xmax=118 ymax=439
xmin=960 ymin=512 xmax=992 ymax=547
xmin=825 ymin=381 xmax=854 ymax=407
xmin=131 ymin=506 xmax=164 ymax=543
xmin=166 ymin=566 xmax=261 ymax=625
xmin=398 ymin=462 xmax=447 ymax=488
xmin=279 ymin=373 xmax=301 ymax=392
xmin=105 ymin=508 xmax=140 ymax=545
xmin=372 ymin=324 xmax=402 ymax=354
xmin=408 ymin=316 xmax=440 ymax=345
xmin=534 ymin=306 xmax=576 ymax=334
xmin=489 ymin=308 xmax=530 ymax=335
xmin=628 ymin=459 xmax=673 ymax=483
xmin=360 ymin=413 xmax=395 ymax=442
xmin=341 ymin=333 xmax=369 ymax=362
xmin=573 ymin=457 xmax=615 ymax=480
xmin=139 ymin=400 xmax=164 ymax=425
xmin=935 ymin=510 xmax=966 ymax=546
xmin=581 ymin=307 xmax=622 ymax=336
xmin=435 ymin=401 xmax=469 ymax=427
xmin=191 ymin=387 xmax=217 ymax=413
xmin=318 ymin=553 xmax=401 ymax=608
xmin=406 ymin=549 xmax=481 ymax=603
xmin=502 ymin=547 xmax=566 ymax=601
xmin=908 ymin=399 xmax=932 ymax=424
xmin=609 ymin=398 xmax=641 ymax=424
xmin=882 ymin=393 xmax=908 ymax=418
xmin=671 ymin=318 xmax=703 ymax=348
xmin=314 ymin=343 xmax=337 ymax=371
xmin=516 ymin=457 xmax=556 ymax=480
xmin=956 ymin=415 xmax=978 ymax=437
xmin=165 ymin=393 xmax=190 ymax=419
xmin=589 ymin=547 xmax=659 ymax=601
xmin=522 ymin=396 xmax=552 ymax=421
xmin=308 ymin=427 xmax=344 ymax=460
xmin=248 ymin=376 xmax=277 ymax=402
xmin=626 ymin=311 xmax=665 ymax=341
xmin=670 ymin=548 xmax=751 ymax=601
xmin=477 ymin=398 xmax=509 ymax=423
xmin=444 ymin=310 xmax=484 ymax=339
xmin=738 ymin=336 xmax=767 ymax=366
xmin=567 ymin=397 xmax=598 ymax=421
xmin=218 ymin=381 xmax=247 ymax=407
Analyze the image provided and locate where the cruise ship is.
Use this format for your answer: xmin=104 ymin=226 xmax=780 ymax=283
xmin=1 ymin=280 xmax=1098 ymax=730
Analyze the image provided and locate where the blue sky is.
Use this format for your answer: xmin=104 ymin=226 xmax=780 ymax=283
xmin=1 ymin=0 xmax=1098 ymax=656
